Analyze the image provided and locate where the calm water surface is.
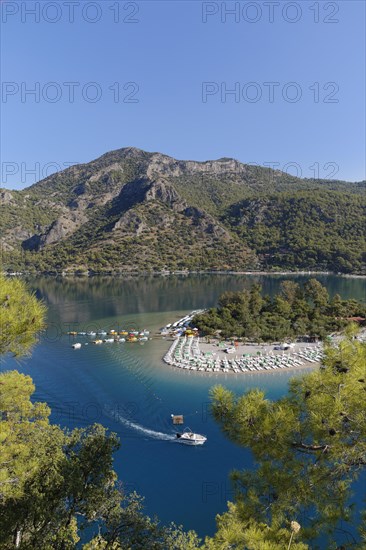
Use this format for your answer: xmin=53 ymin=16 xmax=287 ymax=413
xmin=1 ymin=274 xmax=365 ymax=538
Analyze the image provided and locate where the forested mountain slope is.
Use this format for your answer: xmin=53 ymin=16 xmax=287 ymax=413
xmin=1 ymin=148 xmax=364 ymax=273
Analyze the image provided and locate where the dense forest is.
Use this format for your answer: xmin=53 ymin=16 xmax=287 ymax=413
xmin=193 ymin=279 xmax=366 ymax=341
xmin=224 ymin=191 xmax=366 ymax=273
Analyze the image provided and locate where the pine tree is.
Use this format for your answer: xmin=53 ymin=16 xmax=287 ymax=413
xmin=208 ymin=329 xmax=366 ymax=548
xmin=0 ymin=275 xmax=200 ymax=549
xmin=0 ymin=274 xmax=46 ymax=356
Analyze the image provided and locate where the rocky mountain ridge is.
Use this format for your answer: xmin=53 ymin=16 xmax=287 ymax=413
xmin=1 ymin=147 xmax=365 ymax=273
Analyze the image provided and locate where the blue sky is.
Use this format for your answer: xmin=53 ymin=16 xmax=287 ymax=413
xmin=1 ymin=0 xmax=365 ymax=188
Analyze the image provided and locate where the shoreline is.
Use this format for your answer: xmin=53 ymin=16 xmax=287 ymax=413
xmin=4 ymin=270 xmax=366 ymax=279
xmin=167 ymin=361 xmax=318 ymax=377
xmin=163 ymin=337 xmax=324 ymax=375
xmin=161 ymin=326 xmax=365 ymax=376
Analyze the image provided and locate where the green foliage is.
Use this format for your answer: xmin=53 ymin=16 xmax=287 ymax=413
xmin=0 ymin=370 xmax=119 ymax=548
xmin=194 ymin=279 xmax=366 ymax=341
xmin=0 ymin=274 xmax=46 ymax=356
xmin=0 ymin=370 xmax=200 ymax=549
xmin=225 ymin=191 xmax=366 ymax=273
xmin=204 ymin=503 xmax=308 ymax=550
xmin=1 ymin=150 xmax=365 ymax=274
xmin=0 ymin=276 xmax=199 ymax=549
xmin=173 ymin=168 xmax=364 ymax=219
xmin=208 ymin=334 xmax=366 ymax=548
xmin=84 ymin=491 xmax=200 ymax=549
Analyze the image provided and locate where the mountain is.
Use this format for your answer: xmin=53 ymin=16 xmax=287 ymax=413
xmin=1 ymin=147 xmax=365 ymax=274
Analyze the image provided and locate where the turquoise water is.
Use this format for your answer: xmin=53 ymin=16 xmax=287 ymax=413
xmin=1 ymin=274 xmax=365 ymax=538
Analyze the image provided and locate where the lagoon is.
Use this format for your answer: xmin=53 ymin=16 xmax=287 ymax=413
xmin=1 ymin=274 xmax=364 ymax=538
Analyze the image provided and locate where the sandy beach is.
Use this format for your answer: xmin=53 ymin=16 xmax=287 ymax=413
xmin=198 ymin=340 xmax=320 ymax=361
xmin=163 ymin=337 xmax=324 ymax=374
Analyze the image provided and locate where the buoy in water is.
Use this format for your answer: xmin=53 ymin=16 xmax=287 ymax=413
xmin=171 ymin=414 xmax=184 ymax=425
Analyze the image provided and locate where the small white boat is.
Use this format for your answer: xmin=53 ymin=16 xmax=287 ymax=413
xmin=72 ymin=343 xmax=82 ymax=349
xmin=176 ymin=427 xmax=207 ymax=446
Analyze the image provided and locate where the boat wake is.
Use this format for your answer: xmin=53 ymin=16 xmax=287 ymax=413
xmin=111 ymin=411 xmax=176 ymax=441
xmin=102 ymin=348 xmax=175 ymax=441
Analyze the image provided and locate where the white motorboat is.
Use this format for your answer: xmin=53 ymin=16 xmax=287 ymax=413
xmin=176 ymin=427 xmax=207 ymax=446
xmin=72 ymin=343 xmax=82 ymax=349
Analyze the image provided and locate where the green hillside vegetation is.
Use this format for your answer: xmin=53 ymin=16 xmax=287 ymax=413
xmin=1 ymin=148 xmax=365 ymax=274
xmin=27 ymin=152 xmax=152 ymax=204
xmin=193 ymin=279 xmax=366 ymax=341
xmin=172 ymin=170 xmax=365 ymax=218
xmin=4 ymin=202 xmax=256 ymax=273
xmin=0 ymin=192 xmax=59 ymax=234
xmin=224 ymin=191 xmax=366 ymax=273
